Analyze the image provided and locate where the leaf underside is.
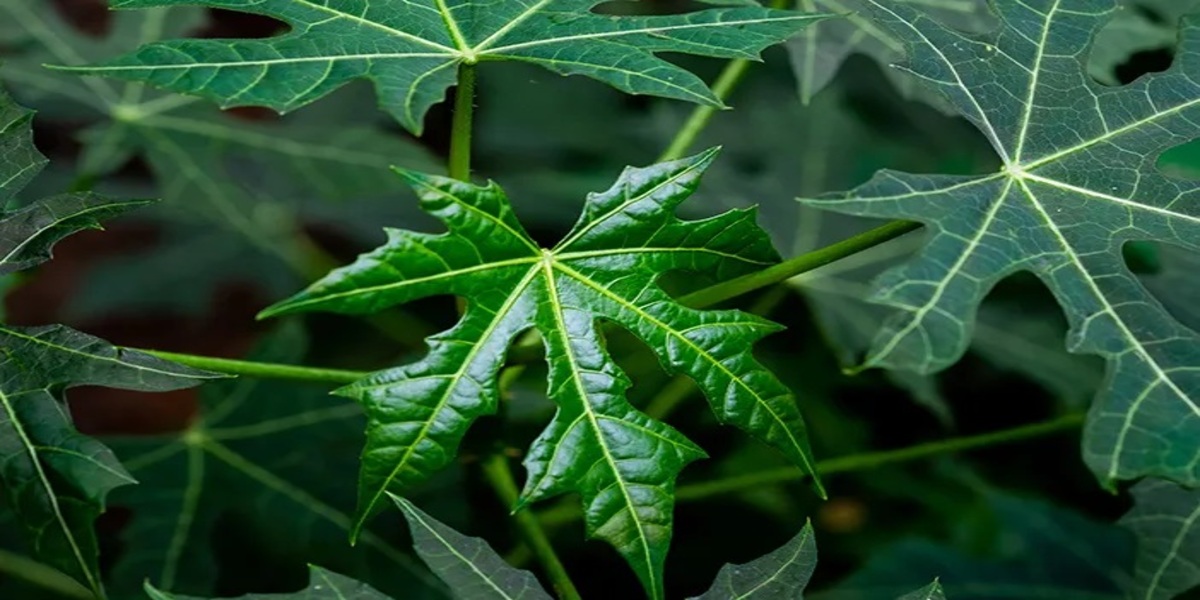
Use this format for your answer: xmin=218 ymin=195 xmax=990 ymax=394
xmin=60 ymin=0 xmax=826 ymax=135
xmin=0 ymin=82 xmax=217 ymax=595
xmin=262 ymin=149 xmax=820 ymax=599
xmin=798 ymin=0 xmax=1200 ymax=487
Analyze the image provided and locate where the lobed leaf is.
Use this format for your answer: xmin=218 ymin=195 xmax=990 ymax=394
xmin=56 ymin=0 xmax=827 ymax=134
xmin=797 ymin=0 xmax=1200 ymax=488
xmin=261 ymin=149 xmax=821 ymax=599
xmin=1119 ymin=479 xmax=1200 ymax=600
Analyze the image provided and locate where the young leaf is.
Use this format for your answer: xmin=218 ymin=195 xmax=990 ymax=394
xmin=691 ymin=521 xmax=816 ymax=599
xmin=796 ymin=0 xmax=1200 ymax=487
xmin=0 ymin=82 xmax=219 ymax=597
xmin=261 ymin=149 xmax=821 ymax=599
xmin=105 ymin=325 xmax=445 ymax=599
xmin=57 ymin=0 xmax=827 ymax=134
xmin=144 ymin=565 xmax=390 ymax=600
xmin=1119 ymin=479 xmax=1200 ymax=600
xmin=393 ymin=496 xmax=551 ymax=600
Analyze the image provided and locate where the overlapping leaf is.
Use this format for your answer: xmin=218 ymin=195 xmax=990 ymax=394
xmin=394 ymin=496 xmax=551 ymax=600
xmin=796 ymin=0 xmax=1200 ymax=487
xmin=0 ymin=1 xmax=440 ymax=315
xmin=1119 ymin=479 xmax=1200 ymax=600
xmin=104 ymin=325 xmax=447 ymax=599
xmin=58 ymin=0 xmax=826 ymax=135
xmin=260 ymin=149 xmax=820 ymax=599
xmin=145 ymin=565 xmax=391 ymax=600
xmin=0 ymin=83 xmax=217 ymax=597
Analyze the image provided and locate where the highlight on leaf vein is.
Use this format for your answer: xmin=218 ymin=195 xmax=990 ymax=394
xmin=258 ymin=147 xmax=821 ymax=600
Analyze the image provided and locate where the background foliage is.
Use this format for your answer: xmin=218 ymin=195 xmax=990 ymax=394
xmin=2 ymin=0 xmax=1199 ymax=599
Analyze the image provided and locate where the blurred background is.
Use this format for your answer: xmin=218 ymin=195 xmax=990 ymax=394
xmin=2 ymin=0 xmax=1198 ymax=598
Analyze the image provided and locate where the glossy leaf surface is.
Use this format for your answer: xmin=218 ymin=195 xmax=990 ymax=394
xmin=60 ymin=0 xmax=826 ymax=134
xmin=797 ymin=0 xmax=1200 ymax=487
xmin=691 ymin=521 xmax=816 ymax=599
xmin=262 ymin=149 xmax=819 ymax=599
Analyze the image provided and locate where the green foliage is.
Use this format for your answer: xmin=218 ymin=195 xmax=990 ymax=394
xmin=260 ymin=150 xmax=820 ymax=599
xmin=0 ymin=84 xmax=218 ymax=597
xmin=59 ymin=0 xmax=826 ymax=134
xmin=797 ymin=0 xmax=1200 ymax=487
xmin=2 ymin=1 xmax=1199 ymax=599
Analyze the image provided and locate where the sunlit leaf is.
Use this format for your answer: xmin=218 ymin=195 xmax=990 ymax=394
xmin=261 ymin=149 xmax=820 ymax=599
xmin=797 ymin=0 xmax=1200 ymax=487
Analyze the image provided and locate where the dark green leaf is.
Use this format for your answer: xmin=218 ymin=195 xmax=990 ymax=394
xmin=393 ymin=496 xmax=551 ymax=600
xmin=797 ymin=0 xmax=1200 ymax=487
xmin=261 ymin=150 xmax=820 ymax=599
xmin=0 ymin=2 xmax=440 ymax=316
xmin=0 ymin=325 xmax=218 ymax=597
xmin=1090 ymin=1 xmax=1200 ymax=84
xmin=144 ymin=565 xmax=390 ymax=600
xmin=106 ymin=325 xmax=446 ymax=599
xmin=1120 ymin=479 xmax=1200 ymax=600
xmin=57 ymin=0 xmax=826 ymax=134
xmin=691 ymin=521 xmax=816 ymax=599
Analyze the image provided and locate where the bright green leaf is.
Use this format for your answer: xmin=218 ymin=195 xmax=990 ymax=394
xmin=56 ymin=0 xmax=826 ymax=134
xmin=393 ymin=496 xmax=551 ymax=600
xmin=106 ymin=325 xmax=446 ymax=599
xmin=261 ymin=149 xmax=820 ymax=599
xmin=144 ymin=565 xmax=390 ymax=600
xmin=1120 ymin=479 xmax=1200 ymax=600
xmin=691 ymin=521 xmax=816 ymax=599
xmin=797 ymin=0 xmax=1200 ymax=487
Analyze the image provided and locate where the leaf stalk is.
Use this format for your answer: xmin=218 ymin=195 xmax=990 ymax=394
xmin=481 ymin=454 xmax=582 ymax=600
xmin=449 ymin=63 xmax=477 ymax=181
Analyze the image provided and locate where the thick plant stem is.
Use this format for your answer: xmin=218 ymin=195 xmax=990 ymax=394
xmin=137 ymin=349 xmax=369 ymax=384
xmin=675 ymin=412 xmax=1087 ymax=501
xmin=0 ymin=548 xmax=95 ymax=600
xmin=449 ymin=63 xmax=477 ymax=181
xmin=481 ymin=454 xmax=582 ymax=600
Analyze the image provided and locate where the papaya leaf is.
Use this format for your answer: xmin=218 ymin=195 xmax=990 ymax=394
xmin=393 ymin=496 xmax=551 ymax=600
xmin=144 ymin=565 xmax=390 ymax=600
xmin=260 ymin=149 xmax=820 ymax=599
xmin=1090 ymin=1 xmax=1200 ymax=84
xmin=1119 ymin=479 xmax=1200 ymax=600
xmin=0 ymin=82 xmax=219 ymax=597
xmin=105 ymin=325 xmax=447 ymax=599
xmin=0 ymin=1 xmax=440 ymax=315
xmin=691 ymin=521 xmax=816 ymax=599
xmin=55 ymin=0 xmax=827 ymax=135
xmin=796 ymin=0 xmax=1200 ymax=487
